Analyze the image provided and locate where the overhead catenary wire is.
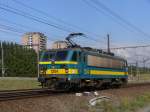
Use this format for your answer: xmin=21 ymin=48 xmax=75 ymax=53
xmin=0 ymin=1 xmax=119 ymax=49
xmin=87 ymin=0 xmax=150 ymax=40
xmin=12 ymin=0 xmax=107 ymax=43
xmin=82 ymin=0 xmax=134 ymax=33
xmin=0 ymin=17 xmax=68 ymax=42
xmin=0 ymin=22 xmax=58 ymax=43
xmin=0 ymin=26 xmax=23 ymax=34
xmin=12 ymin=0 xmax=83 ymax=32
xmin=0 ymin=17 xmax=104 ymax=44
xmin=12 ymin=0 xmax=80 ymax=31
xmin=0 ymin=28 xmax=21 ymax=36
xmin=0 ymin=4 xmax=107 ymax=46
xmin=109 ymin=44 xmax=150 ymax=50
xmin=0 ymin=23 xmax=25 ymax=33
xmin=83 ymin=0 xmax=150 ymax=49
xmin=0 ymin=16 xmax=98 ymax=45
xmin=82 ymin=0 xmax=135 ymax=48
xmin=0 ymin=17 xmax=40 ymax=31
xmin=0 ymin=4 xmax=73 ymax=33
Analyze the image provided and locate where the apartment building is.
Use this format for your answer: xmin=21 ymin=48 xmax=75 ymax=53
xmin=21 ymin=32 xmax=47 ymax=52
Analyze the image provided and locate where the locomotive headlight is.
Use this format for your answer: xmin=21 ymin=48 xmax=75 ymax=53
xmin=72 ymin=70 xmax=75 ymax=74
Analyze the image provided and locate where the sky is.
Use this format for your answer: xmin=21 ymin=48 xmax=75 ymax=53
xmin=0 ymin=0 xmax=150 ymax=49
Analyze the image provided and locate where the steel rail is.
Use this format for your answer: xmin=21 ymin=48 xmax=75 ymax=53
xmin=0 ymin=82 xmax=150 ymax=102
xmin=0 ymin=88 xmax=63 ymax=102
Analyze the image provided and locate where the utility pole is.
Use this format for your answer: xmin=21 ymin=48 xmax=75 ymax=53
xmin=136 ymin=61 xmax=140 ymax=81
xmin=131 ymin=65 xmax=133 ymax=80
xmin=1 ymin=42 xmax=4 ymax=77
xmin=143 ymin=58 xmax=146 ymax=74
xmin=107 ymin=34 xmax=110 ymax=53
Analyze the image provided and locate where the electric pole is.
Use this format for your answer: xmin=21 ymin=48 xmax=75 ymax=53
xmin=136 ymin=61 xmax=139 ymax=81
xmin=143 ymin=58 xmax=146 ymax=74
xmin=107 ymin=34 xmax=110 ymax=53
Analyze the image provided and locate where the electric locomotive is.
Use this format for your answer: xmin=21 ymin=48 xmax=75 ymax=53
xmin=38 ymin=33 xmax=128 ymax=89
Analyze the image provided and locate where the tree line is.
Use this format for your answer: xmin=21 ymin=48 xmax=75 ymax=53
xmin=0 ymin=41 xmax=37 ymax=77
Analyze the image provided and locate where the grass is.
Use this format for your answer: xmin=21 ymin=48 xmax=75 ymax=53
xmin=129 ymin=73 xmax=150 ymax=83
xmin=91 ymin=93 xmax=150 ymax=112
xmin=0 ymin=77 xmax=41 ymax=90
xmin=139 ymin=73 xmax=150 ymax=81
xmin=118 ymin=94 xmax=150 ymax=112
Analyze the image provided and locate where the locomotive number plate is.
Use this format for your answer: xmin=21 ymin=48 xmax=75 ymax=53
xmin=51 ymin=69 xmax=58 ymax=74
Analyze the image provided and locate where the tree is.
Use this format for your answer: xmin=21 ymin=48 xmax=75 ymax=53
xmin=0 ymin=41 xmax=37 ymax=77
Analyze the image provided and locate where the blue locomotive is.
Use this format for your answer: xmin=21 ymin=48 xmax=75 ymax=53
xmin=38 ymin=33 xmax=128 ymax=89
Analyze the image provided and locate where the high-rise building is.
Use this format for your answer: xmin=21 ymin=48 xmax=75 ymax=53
xmin=21 ymin=32 xmax=47 ymax=52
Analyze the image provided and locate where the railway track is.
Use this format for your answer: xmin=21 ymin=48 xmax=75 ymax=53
xmin=0 ymin=82 xmax=150 ymax=102
xmin=0 ymin=88 xmax=60 ymax=102
xmin=124 ymin=82 xmax=150 ymax=88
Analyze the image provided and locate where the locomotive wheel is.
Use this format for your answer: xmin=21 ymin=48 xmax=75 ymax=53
xmin=95 ymin=80 xmax=103 ymax=89
xmin=45 ymin=79 xmax=59 ymax=90
xmin=57 ymin=82 xmax=72 ymax=91
xmin=121 ymin=78 xmax=128 ymax=87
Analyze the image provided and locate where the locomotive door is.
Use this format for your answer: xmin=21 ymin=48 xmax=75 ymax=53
xmin=72 ymin=51 xmax=82 ymax=75
xmin=77 ymin=52 xmax=83 ymax=75
xmin=80 ymin=52 xmax=87 ymax=75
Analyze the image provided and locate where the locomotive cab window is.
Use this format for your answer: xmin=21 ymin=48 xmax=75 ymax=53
xmin=40 ymin=51 xmax=68 ymax=61
xmin=55 ymin=51 xmax=68 ymax=61
xmin=40 ymin=52 xmax=55 ymax=61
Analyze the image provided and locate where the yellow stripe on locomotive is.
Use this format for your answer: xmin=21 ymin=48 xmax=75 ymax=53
xmin=90 ymin=70 xmax=128 ymax=76
xmin=44 ymin=68 xmax=78 ymax=74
